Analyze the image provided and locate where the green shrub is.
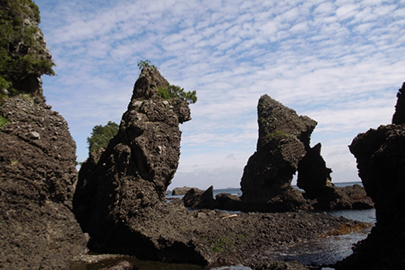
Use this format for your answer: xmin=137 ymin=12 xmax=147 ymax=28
xmin=137 ymin=59 xmax=156 ymax=70
xmin=157 ymin=84 xmax=197 ymax=104
xmin=266 ymin=130 xmax=289 ymax=140
xmin=0 ymin=0 xmax=56 ymax=96
xmin=87 ymin=121 xmax=119 ymax=154
xmin=0 ymin=116 xmax=9 ymax=128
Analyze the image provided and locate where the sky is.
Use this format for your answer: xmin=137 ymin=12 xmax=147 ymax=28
xmin=34 ymin=0 xmax=405 ymax=189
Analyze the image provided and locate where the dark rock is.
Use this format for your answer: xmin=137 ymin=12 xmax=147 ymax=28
xmin=172 ymin=186 xmax=198 ymax=195
xmin=73 ymin=68 xmax=206 ymax=263
xmin=215 ymin=193 xmax=242 ymax=211
xmin=0 ymin=2 xmax=86 ymax=269
xmin=297 ymin=143 xmax=332 ymax=199
xmin=0 ymin=98 xmax=86 ymax=269
xmin=240 ymin=94 xmax=316 ymax=211
xmin=392 ymin=82 xmax=405 ymax=124
xmin=336 ymin=82 xmax=405 ymax=270
xmin=183 ymin=186 xmax=218 ymax=209
xmin=309 ymin=186 xmax=352 ymax=210
xmin=342 ymin=184 xmax=374 ymax=209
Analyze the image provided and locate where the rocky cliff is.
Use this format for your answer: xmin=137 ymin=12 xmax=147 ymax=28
xmin=0 ymin=2 xmax=86 ymax=268
xmin=336 ymin=82 xmax=405 ymax=270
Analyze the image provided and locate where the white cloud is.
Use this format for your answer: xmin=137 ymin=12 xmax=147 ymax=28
xmin=36 ymin=0 xmax=405 ymax=189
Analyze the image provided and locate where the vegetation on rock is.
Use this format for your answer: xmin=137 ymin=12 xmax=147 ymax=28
xmin=0 ymin=115 xmax=9 ymax=128
xmin=87 ymin=121 xmax=119 ymax=154
xmin=0 ymin=0 xmax=55 ymax=97
xmin=157 ymin=84 xmax=197 ymax=104
xmin=137 ymin=59 xmax=197 ymax=104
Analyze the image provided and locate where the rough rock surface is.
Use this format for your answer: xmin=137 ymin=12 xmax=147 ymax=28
xmin=0 ymin=2 xmax=86 ymax=268
xmin=73 ymin=67 xmax=196 ymax=261
xmin=238 ymin=94 xmax=372 ymax=212
xmin=336 ymin=82 xmax=405 ymax=270
xmin=72 ymin=70 xmax=366 ymax=267
xmin=240 ymin=94 xmax=316 ymax=211
xmin=172 ymin=186 xmax=198 ymax=195
xmin=182 ymin=186 xmax=217 ymax=209
xmin=0 ymin=97 xmax=87 ymax=269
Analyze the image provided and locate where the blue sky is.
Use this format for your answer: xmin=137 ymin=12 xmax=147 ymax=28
xmin=35 ymin=0 xmax=405 ymax=189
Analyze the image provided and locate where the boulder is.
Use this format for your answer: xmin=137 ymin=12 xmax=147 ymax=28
xmin=240 ymin=94 xmax=315 ymax=211
xmin=172 ymin=186 xmax=198 ymax=195
xmin=336 ymin=82 xmax=405 ymax=269
xmin=182 ymin=186 xmax=218 ymax=209
xmin=215 ymin=193 xmax=242 ymax=211
xmin=0 ymin=2 xmax=86 ymax=269
xmin=341 ymin=184 xmax=374 ymax=209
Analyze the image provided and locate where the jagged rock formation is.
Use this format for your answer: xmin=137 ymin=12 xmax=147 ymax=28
xmin=336 ymin=82 xmax=405 ymax=269
xmin=392 ymin=82 xmax=405 ymax=124
xmin=0 ymin=1 xmax=86 ymax=269
xmin=240 ymin=94 xmax=316 ymax=211
xmin=297 ymin=143 xmax=332 ymax=198
xmin=239 ymin=94 xmax=373 ymax=212
xmin=71 ymin=70 xmax=371 ymax=268
xmin=73 ymin=67 xmax=200 ymax=261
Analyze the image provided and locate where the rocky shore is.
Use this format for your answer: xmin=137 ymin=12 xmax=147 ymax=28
xmin=3 ymin=1 xmax=405 ymax=270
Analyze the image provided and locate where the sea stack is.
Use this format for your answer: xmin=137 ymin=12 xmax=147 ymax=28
xmin=72 ymin=67 xmax=205 ymax=262
xmin=240 ymin=94 xmax=316 ymax=211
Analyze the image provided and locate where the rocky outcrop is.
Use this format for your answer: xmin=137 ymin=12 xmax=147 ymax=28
xmin=240 ymin=94 xmax=316 ymax=211
xmin=336 ymin=82 xmax=405 ymax=270
xmin=172 ymin=186 xmax=198 ymax=195
xmin=0 ymin=95 xmax=86 ymax=270
xmin=0 ymin=2 xmax=86 ymax=269
xmin=239 ymin=94 xmax=372 ymax=212
xmin=73 ymin=67 xmax=201 ymax=262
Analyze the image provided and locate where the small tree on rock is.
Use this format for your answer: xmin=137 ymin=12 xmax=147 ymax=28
xmin=87 ymin=121 xmax=119 ymax=154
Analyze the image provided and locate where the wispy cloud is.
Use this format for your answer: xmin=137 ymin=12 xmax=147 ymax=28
xmin=36 ymin=0 xmax=405 ymax=189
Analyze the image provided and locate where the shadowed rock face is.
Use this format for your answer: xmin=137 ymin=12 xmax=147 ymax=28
xmin=240 ymin=95 xmax=317 ymax=211
xmin=336 ymin=82 xmax=405 ymax=270
xmin=297 ymin=143 xmax=332 ymax=198
xmin=392 ymin=82 xmax=405 ymax=124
